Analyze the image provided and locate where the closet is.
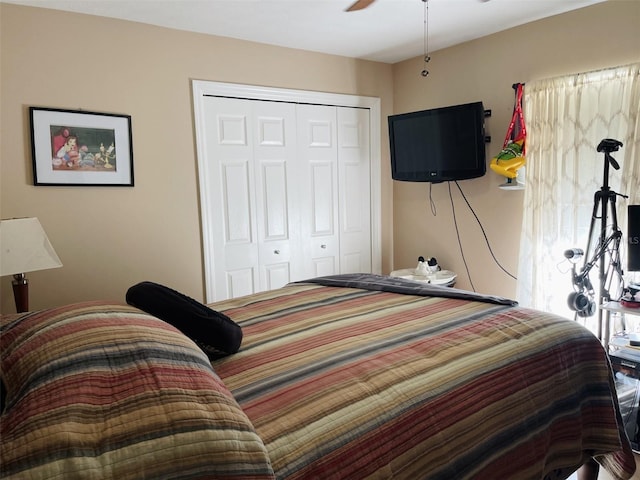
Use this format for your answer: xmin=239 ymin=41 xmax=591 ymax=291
xmin=192 ymin=81 xmax=381 ymax=301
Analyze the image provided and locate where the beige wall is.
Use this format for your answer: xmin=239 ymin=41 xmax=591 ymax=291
xmin=1 ymin=2 xmax=639 ymax=314
xmin=0 ymin=3 xmax=394 ymax=313
xmin=392 ymin=0 xmax=640 ymax=298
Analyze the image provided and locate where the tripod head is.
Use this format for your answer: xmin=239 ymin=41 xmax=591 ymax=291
xmin=595 ymin=138 xmax=623 ymax=191
xmin=597 ymin=138 xmax=623 ymax=170
xmin=597 ymin=138 xmax=622 ymax=153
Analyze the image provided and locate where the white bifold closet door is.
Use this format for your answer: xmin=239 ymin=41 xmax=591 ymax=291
xmin=201 ymin=96 xmax=371 ymax=301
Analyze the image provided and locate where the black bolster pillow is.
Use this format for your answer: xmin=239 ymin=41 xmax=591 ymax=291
xmin=126 ymin=281 xmax=242 ymax=359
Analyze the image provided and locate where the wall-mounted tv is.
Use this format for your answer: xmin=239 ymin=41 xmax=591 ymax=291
xmin=388 ymin=101 xmax=487 ymax=183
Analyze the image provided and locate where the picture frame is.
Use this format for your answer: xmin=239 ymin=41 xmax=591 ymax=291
xmin=29 ymin=107 xmax=134 ymax=186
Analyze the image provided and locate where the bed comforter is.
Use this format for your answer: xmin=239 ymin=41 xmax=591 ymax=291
xmin=210 ymin=275 xmax=636 ymax=479
xmin=0 ymin=274 xmax=636 ymax=479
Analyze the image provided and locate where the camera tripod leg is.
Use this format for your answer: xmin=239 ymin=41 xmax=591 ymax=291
xmin=567 ymin=139 xmax=626 ymax=342
xmin=583 ymin=192 xmax=602 ymax=263
xmin=570 ymin=186 xmax=624 ymax=341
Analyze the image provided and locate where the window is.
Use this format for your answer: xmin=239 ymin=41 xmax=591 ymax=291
xmin=517 ymin=64 xmax=640 ymax=336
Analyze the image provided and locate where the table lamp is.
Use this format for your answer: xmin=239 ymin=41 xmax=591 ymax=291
xmin=0 ymin=217 xmax=63 ymax=313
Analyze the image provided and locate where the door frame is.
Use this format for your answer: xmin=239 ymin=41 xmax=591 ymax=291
xmin=192 ymin=79 xmax=382 ymax=302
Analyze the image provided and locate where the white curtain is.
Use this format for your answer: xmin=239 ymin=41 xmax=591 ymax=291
xmin=517 ymin=64 xmax=640 ymax=329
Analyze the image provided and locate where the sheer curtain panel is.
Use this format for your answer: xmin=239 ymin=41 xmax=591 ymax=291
xmin=517 ymin=64 xmax=640 ymax=330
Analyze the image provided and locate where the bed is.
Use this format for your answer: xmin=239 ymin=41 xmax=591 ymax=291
xmin=0 ymin=274 xmax=636 ymax=479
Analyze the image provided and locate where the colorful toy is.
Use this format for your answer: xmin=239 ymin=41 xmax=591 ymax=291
xmin=490 ymin=83 xmax=526 ymax=182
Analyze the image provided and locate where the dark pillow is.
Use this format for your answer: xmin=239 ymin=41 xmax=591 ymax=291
xmin=126 ymin=281 xmax=242 ymax=359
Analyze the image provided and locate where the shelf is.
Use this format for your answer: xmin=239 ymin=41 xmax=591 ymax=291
xmin=498 ymin=182 xmax=524 ymax=191
xmin=602 ymin=301 xmax=640 ymax=317
xmin=603 ymin=301 xmax=640 ymax=352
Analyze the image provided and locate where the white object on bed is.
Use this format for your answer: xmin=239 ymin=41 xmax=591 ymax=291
xmin=389 ymin=268 xmax=457 ymax=286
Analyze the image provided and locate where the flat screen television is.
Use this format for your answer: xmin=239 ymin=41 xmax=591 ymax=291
xmin=388 ymin=101 xmax=487 ymax=183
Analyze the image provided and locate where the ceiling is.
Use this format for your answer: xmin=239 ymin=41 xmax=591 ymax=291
xmin=2 ymin=0 xmax=606 ymax=63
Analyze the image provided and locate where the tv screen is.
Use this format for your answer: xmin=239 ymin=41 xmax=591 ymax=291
xmin=388 ymin=101 xmax=487 ymax=183
xmin=629 ymin=205 xmax=640 ymax=271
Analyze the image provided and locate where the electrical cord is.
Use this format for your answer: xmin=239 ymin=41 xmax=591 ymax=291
xmin=447 ymin=182 xmax=476 ymax=291
xmin=452 ymin=181 xmax=518 ymax=282
xmin=428 ymin=183 xmax=437 ymax=216
xmin=428 ymin=181 xmax=517 ymax=290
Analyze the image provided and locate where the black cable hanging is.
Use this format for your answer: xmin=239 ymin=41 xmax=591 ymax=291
xmin=421 ymin=0 xmax=430 ymax=77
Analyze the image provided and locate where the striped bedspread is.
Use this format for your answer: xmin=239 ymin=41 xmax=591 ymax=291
xmin=210 ymin=279 xmax=636 ymax=480
xmin=0 ymin=303 xmax=275 ymax=480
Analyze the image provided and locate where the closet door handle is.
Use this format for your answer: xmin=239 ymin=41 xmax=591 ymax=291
xmin=274 ymin=250 xmax=280 ymax=255
xmin=320 ymin=244 xmax=327 ymax=249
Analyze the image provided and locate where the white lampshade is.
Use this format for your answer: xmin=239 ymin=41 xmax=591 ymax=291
xmin=0 ymin=217 xmax=63 ymax=276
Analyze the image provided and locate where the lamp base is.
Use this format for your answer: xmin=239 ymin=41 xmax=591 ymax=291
xmin=12 ymin=273 xmax=29 ymax=313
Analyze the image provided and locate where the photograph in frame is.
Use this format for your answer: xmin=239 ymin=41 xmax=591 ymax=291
xmin=30 ymin=107 xmax=134 ymax=186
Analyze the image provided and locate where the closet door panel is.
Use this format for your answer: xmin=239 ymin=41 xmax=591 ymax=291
xmin=225 ymin=269 xmax=255 ymax=299
xmin=263 ymin=263 xmax=290 ymax=291
xmin=313 ymin=257 xmax=337 ymax=278
xmin=253 ymin=101 xmax=298 ymax=290
xmin=203 ymin=97 xmax=259 ymax=300
xmin=220 ymin=163 xmax=257 ymax=297
xmin=338 ymin=107 xmax=371 ymax=274
xmin=257 ymin=160 xmax=291 ymax=285
xmin=297 ymin=104 xmax=340 ymax=279
xmin=223 ymin=162 xmax=252 ymax=243
xmin=310 ymin=162 xmax=335 ymax=235
xmin=260 ymin=161 xmax=288 ymax=239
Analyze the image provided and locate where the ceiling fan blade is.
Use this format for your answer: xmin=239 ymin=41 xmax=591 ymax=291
xmin=345 ymin=0 xmax=376 ymax=12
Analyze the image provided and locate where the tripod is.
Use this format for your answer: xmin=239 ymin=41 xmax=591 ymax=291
xmin=567 ymin=139 xmax=627 ymax=342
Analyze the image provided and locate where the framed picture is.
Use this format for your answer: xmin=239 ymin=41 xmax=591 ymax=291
xmin=29 ymin=107 xmax=134 ymax=186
